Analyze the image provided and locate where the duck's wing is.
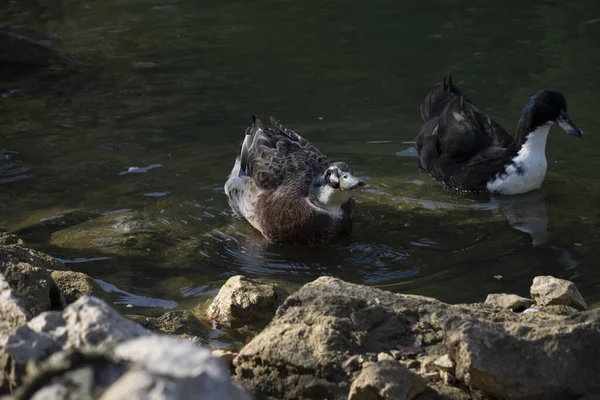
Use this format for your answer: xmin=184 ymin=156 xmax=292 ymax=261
xmin=419 ymin=76 xmax=472 ymax=122
xmin=239 ymin=116 xmax=328 ymax=191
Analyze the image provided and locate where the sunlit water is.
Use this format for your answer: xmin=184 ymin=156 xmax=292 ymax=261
xmin=2 ymin=0 xmax=600 ymax=319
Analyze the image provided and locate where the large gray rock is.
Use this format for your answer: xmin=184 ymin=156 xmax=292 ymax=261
xmin=530 ymin=276 xmax=587 ymax=311
xmin=444 ymin=310 xmax=600 ymax=399
xmin=207 ymin=275 xmax=287 ymax=331
xmin=1 ymin=296 xmax=150 ymax=392
xmin=135 ymin=310 xmax=210 ymax=343
xmin=13 ymin=336 xmax=252 ymax=400
xmin=234 ymin=277 xmax=560 ymax=400
xmin=348 ymin=360 xmax=426 ymax=400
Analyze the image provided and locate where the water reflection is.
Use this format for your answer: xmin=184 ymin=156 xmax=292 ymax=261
xmin=490 ymin=190 xmax=548 ymax=247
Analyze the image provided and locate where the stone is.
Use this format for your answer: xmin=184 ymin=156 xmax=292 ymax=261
xmin=212 ymin=349 xmax=238 ymax=366
xmin=139 ymin=310 xmax=210 ymax=343
xmin=432 ymin=354 xmax=453 ymax=370
xmin=13 ymin=336 xmax=252 ymax=400
xmin=348 ymin=361 xmax=426 ymax=400
xmin=444 ymin=310 xmax=600 ymax=399
xmin=0 ymin=232 xmax=23 ymax=246
xmin=1 ymin=244 xmax=66 ymax=338
xmin=1 ymin=296 xmax=150 ymax=392
xmin=0 ymin=26 xmax=65 ymax=67
xmin=377 ymin=352 xmax=395 ymax=362
xmin=207 ymin=275 xmax=287 ymax=330
xmin=235 ymin=277 xmax=560 ymax=399
xmin=50 ymin=270 xmax=113 ymax=305
xmin=484 ymin=293 xmax=533 ymax=312
xmin=530 ymin=275 xmax=587 ymax=311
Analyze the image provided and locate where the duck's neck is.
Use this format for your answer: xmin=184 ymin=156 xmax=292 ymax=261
xmin=516 ymin=124 xmax=551 ymax=157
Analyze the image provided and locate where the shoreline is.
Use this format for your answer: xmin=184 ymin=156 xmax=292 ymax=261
xmin=1 ymin=230 xmax=598 ymax=399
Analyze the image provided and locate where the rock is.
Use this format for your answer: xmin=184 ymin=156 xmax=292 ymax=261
xmin=484 ymin=293 xmax=533 ymax=312
xmin=432 ymin=354 xmax=453 ymax=370
xmin=213 ymin=349 xmax=238 ymax=366
xmin=530 ymin=275 xmax=587 ymax=311
xmin=537 ymin=304 xmax=580 ymax=316
xmin=1 ymin=245 xmax=66 ymax=333
xmin=0 ymin=296 xmax=150 ymax=392
xmin=139 ymin=310 xmax=210 ymax=343
xmin=0 ymin=231 xmax=23 ymax=246
xmin=348 ymin=360 xmax=426 ymax=400
xmin=444 ymin=310 xmax=600 ymax=399
xmin=235 ymin=277 xmax=560 ymax=399
xmin=0 ymin=26 xmax=65 ymax=67
xmin=13 ymin=336 xmax=252 ymax=400
xmin=377 ymin=352 xmax=395 ymax=362
xmin=50 ymin=270 xmax=113 ymax=305
xmin=207 ymin=275 xmax=287 ymax=330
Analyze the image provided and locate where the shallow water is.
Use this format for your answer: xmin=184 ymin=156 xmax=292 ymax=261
xmin=2 ymin=0 xmax=600 ymax=317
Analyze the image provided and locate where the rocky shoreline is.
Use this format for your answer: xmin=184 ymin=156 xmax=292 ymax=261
xmin=1 ymin=229 xmax=598 ymax=399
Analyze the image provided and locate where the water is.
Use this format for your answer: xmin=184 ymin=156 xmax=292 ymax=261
xmin=2 ymin=0 xmax=600 ymax=318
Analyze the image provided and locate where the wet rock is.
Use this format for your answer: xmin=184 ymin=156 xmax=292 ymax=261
xmin=13 ymin=336 xmax=252 ymax=400
xmin=444 ymin=310 xmax=600 ymax=399
xmin=0 ymin=296 xmax=150 ymax=392
xmin=235 ymin=277 xmax=560 ymax=399
xmin=50 ymin=270 xmax=113 ymax=305
xmin=207 ymin=275 xmax=287 ymax=330
xmin=530 ymin=275 xmax=587 ymax=311
xmin=139 ymin=310 xmax=210 ymax=343
xmin=484 ymin=293 xmax=533 ymax=312
xmin=348 ymin=360 xmax=426 ymax=400
xmin=0 ymin=26 xmax=65 ymax=67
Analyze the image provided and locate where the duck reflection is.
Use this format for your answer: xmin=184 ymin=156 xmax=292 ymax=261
xmin=489 ymin=189 xmax=548 ymax=247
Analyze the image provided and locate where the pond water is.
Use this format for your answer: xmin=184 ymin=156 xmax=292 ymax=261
xmin=1 ymin=0 xmax=600 ymax=317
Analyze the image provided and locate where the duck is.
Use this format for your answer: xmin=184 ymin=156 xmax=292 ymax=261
xmin=224 ymin=116 xmax=365 ymax=245
xmin=415 ymin=76 xmax=582 ymax=195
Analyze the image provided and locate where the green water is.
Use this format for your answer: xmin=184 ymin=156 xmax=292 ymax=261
xmin=2 ymin=0 xmax=600 ymax=316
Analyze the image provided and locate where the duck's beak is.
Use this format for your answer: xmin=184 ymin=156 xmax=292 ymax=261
xmin=556 ymin=111 xmax=583 ymax=137
xmin=339 ymin=173 xmax=365 ymax=190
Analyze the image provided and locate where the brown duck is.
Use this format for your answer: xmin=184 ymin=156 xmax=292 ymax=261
xmin=224 ymin=116 xmax=364 ymax=245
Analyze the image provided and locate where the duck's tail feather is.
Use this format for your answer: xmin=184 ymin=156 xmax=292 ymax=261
xmin=239 ymin=116 xmax=273 ymax=177
xmin=420 ymin=74 xmax=468 ymax=122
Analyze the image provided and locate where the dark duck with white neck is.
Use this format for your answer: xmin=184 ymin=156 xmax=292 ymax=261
xmin=415 ymin=77 xmax=583 ymax=195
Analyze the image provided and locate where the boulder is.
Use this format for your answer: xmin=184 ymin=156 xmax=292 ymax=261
xmin=484 ymin=294 xmax=533 ymax=312
xmin=234 ymin=277 xmax=559 ymax=399
xmin=207 ymin=276 xmax=287 ymax=331
xmin=50 ymin=270 xmax=113 ymax=305
xmin=444 ymin=310 xmax=600 ymax=399
xmin=348 ymin=360 xmax=426 ymax=400
xmin=0 ymin=296 xmax=150 ymax=392
xmin=530 ymin=276 xmax=587 ymax=311
xmin=13 ymin=336 xmax=252 ymax=400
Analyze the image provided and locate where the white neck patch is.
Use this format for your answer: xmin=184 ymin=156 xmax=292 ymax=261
xmin=486 ymin=124 xmax=551 ymax=195
xmin=308 ymin=185 xmax=353 ymax=216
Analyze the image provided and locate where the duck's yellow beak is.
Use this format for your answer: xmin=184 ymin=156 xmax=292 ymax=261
xmin=339 ymin=173 xmax=365 ymax=190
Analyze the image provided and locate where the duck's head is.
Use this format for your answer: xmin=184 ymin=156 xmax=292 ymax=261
xmin=525 ymin=90 xmax=582 ymax=137
xmin=309 ymin=162 xmax=365 ymax=210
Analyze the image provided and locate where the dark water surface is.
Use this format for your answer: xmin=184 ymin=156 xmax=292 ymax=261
xmin=2 ymin=0 xmax=600 ymax=316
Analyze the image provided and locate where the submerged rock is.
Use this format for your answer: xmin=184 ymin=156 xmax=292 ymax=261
xmin=348 ymin=360 xmax=426 ymax=400
xmin=137 ymin=310 xmax=210 ymax=343
xmin=530 ymin=275 xmax=587 ymax=311
xmin=207 ymin=275 xmax=287 ymax=331
xmin=13 ymin=336 xmax=252 ymax=400
xmin=0 ymin=26 xmax=65 ymax=67
xmin=484 ymin=293 xmax=533 ymax=312
xmin=50 ymin=270 xmax=113 ymax=305
xmin=445 ymin=310 xmax=600 ymax=399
